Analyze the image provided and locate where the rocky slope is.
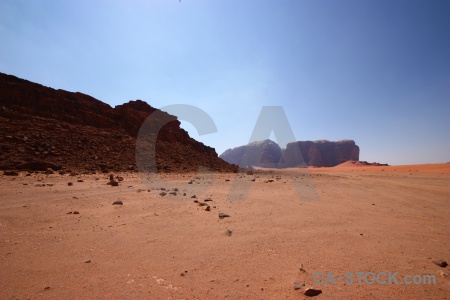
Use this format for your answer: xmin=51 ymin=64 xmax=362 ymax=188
xmin=220 ymin=139 xmax=360 ymax=168
xmin=0 ymin=72 xmax=238 ymax=173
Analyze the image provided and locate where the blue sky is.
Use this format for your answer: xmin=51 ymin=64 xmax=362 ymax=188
xmin=1 ymin=0 xmax=449 ymax=165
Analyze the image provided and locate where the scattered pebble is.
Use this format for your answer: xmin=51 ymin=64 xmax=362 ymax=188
xmin=432 ymin=259 xmax=448 ymax=268
xmin=226 ymin=228 xmax=233 ymax=236
xmin=112 ymin=201 xmax=123 ymax=205
xmin=304 ymin=288 xmax=322 ymax=297
xmin=191 ymin=195 xmax=197 ymax=198
xmin=204 ymin=198 xmax=213 ymax=202
xmin=437 ymin=270 xmax=448 ymax=278
xmin=73 ymin=211 xmax=80 ymax=214
xmin=84 ymin=260 xmax=91 ymax=263
xmin=68 ymin=182 xmax=73 ymax=186
xmin=159 ymin=192 xmax=167 ymax=197
xmin=294 ymin=281 xmax=304 ymax=290
xmin=219 ymin=212 xmax=230 ymax=219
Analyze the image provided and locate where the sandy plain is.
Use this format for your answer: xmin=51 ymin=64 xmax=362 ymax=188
xmin=1 ymin=164 xmax=449 ymax=299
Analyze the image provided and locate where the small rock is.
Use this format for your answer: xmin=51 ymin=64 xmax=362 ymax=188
xmin=73 ymin=211 xmax=80 ymax=214
xmin=226 ymin=229 xmax=233 ymax=236
xmin=159 ymin=192 xmax=167 ymax=197
xmin=77 ymin=179 xmax=84 ymax=182
xmin=68 ymin=182 xmax=73 ymax=186
xmin=205 ymin=206 xmax=211 ymax=211
xmin=204 ymin=198 xmax=213 ymax=202
xmin=169 ymin=192 xmax=177 ymax=195
xmin=44 ymin=286 xmax=51 ymax=290
xmin=193 ymin=200 xmax=199 ymax=203
xmin=437 ymin=270 xmax=448 ymax=278
xmin=432 ymin=259 xmax=448 ymax=268
xmin=84 ymin=260 xmax=91 ymax=263
xmin=198 ymin=202 xmax=207 ymax=207
xmin=304 ymin=288 xmax=322 ymax=297
xmin=112 ymin=201 xmax=123 ymax=205
xmin=219 ymin=212 xmax=230 ymax=219
xmin=191 ymin=195 xmax=197 ymax=198
xmin=294 ymin=281 xmax=304 ymax=290
xmin=110 ymin=181 xmax=119 ymax=186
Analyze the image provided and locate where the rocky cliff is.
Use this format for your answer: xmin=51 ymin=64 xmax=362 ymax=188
xmin=219 ymin=140 xmax=282 ymax=168
xmin=0 ymin=72 xmax=237 ymax=173
xmin=283 ymin=140 xmax=360 ymax=167
xmin=220 ymin=139 xmax=360 ymax=168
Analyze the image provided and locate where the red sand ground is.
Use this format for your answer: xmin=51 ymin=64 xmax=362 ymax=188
xmin=1 ymin=164 xmax=449 ymax=299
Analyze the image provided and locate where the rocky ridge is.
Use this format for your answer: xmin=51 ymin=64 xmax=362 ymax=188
xmin=0 ymin=72 xmax=238 ymax=173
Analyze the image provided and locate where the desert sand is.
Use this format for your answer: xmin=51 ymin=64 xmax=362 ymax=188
xmin=1 ymin=164 xmax=449 ymax=299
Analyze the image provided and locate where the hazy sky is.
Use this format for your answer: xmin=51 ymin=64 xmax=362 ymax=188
xmin=1 ymin=0 xmax=449 ymax=165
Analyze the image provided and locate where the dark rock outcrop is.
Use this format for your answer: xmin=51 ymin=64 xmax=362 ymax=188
xmin=0 ymin=72 xmax=237 ymax=173
xmin=220 ymin=139 xmax=360 ymax=168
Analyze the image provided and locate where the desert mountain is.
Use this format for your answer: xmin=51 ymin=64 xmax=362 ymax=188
xmin=220 ymin=139 xmax=360 ymax=168
xmin=0 ymin=72 xmax=238 ymax=173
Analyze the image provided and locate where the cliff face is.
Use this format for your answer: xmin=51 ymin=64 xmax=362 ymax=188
xmin=0 ymin=72 xmax=237 ymax=172
xmin=283 ymin=140 xmax=359 ymax=167
xmin=219 ymin=140 xmax=282 ymax=168
xmin=220 ymin=139 xmax=360 ymax=168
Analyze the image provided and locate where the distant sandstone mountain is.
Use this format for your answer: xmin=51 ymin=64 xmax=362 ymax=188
xmin=0 ymin=72 xmax=237 ymax=173
xmin=220 ymin=139 xmax=360 ymax=168
xmin=219 ymin=140 xmax=282 ymax=168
